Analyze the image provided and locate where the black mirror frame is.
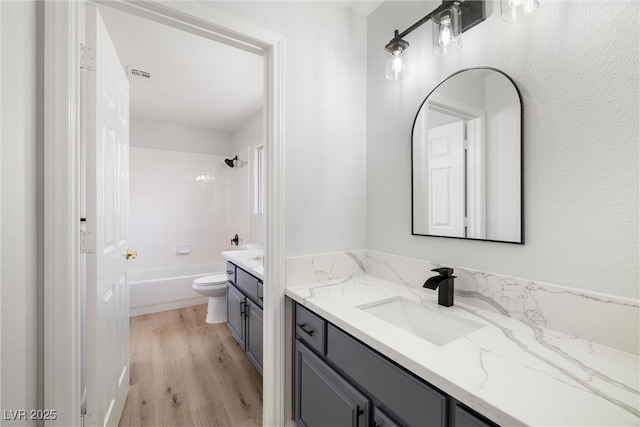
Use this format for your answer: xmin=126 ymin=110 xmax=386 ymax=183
xmin=410 ymin=67 xmax=525 ymax=244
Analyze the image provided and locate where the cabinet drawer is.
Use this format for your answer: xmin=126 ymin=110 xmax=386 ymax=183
xmin=226 ymin=261 xmax=236 ymax=284
xmin=453 ymin=404 xmax=497 ymax=427
xmin=295 ymin=304 xmax=326 ymax=355
xmin=235 ymin=267 xmax=259 ymax=302
xmin=257 ymin=280 xmax=264 ymax=308
xmin=327 ymin=325 xmax=447 ymax=427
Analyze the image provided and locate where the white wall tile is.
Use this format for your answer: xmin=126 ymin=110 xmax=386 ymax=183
xmin=129 ymin=146 xmax=250 ymax=269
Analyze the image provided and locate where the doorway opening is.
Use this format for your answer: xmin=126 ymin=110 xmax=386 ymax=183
xmin=82 ymin=4 xmax=266 ymax=425
xmin=43 ymin=2 xmax=285 ymax=426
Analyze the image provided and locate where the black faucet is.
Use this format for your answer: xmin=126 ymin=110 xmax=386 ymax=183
xmin=423 ymin=267 xmax=456 ymax=307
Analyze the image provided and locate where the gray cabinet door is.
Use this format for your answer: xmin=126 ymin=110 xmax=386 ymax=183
xmin=246 ymin=300 xmax=263 ymax=374
xmin=295 ymin=340 xmax=369 ymax=427
xmin=226 ymin=283 xmax=245 ymax=348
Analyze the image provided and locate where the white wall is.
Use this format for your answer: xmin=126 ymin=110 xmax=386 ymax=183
xmin=205 ymin=1 xmax=368 ymax=256
xmin=232 ymin=109 xmax=265 ymax=245
xmin=228 ymin=146 xmax=251 ymax=248
xmin=367 ymin=1 xmax=639 ymax=299
xmin=0 ymin=0 xmax=42 ymax=422
xmin=130 ymin=116 xmax=233 ymax=155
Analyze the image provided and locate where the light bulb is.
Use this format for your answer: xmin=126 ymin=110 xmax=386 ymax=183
xmin=432 ymin=5 xmax=461 ymax=56
xmin=385 ymin=46 xmax=408 ymax=80
xmin=523 ymin=0 xmax=537 ymax=15
xmin=392 ymin=51 xmax=403 ymax=74
xmin=501 ymin=0 xmax=540 ymax=22
xmin=439 ymin=17 xmax=452 ymax=47
xmin=385 ymin=37 xmax=409 ymax=80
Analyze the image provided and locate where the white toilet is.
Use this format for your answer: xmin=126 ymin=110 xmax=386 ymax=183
xmin=192 ymin=273 xmax=228 ymax=324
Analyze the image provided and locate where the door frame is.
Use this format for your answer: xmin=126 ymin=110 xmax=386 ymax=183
xmin=43 ymin=1 xmax=286 ymax=426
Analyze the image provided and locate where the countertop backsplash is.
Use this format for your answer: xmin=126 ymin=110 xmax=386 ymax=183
xmin=285 ymin=250 xmax=639 ymax=355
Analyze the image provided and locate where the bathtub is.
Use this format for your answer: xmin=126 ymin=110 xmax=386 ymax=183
xmin=128 ymin=264 xmax=225 ymax=316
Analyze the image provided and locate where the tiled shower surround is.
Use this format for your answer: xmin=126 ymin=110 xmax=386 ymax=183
xmin=285 ymin=250 xmax=639 ymax=355
xmin=129 ymin=147 xmax=249 ymax=270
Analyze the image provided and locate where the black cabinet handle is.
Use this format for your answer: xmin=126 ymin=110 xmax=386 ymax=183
xmin=297 ymin=323 xmax=315 ymax=336
xmin=227 ymin=270 xmax=234 ymax=275
xmin=259 ymin=296 xmax=264 ymax=302
xmin=356 ymin=406 xmax=364 ymax=426
xmin=240 ymin=301 xmax=245 ymax=316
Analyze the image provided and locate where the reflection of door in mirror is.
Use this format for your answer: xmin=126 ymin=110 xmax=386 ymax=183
xmin=412 ymin=68 xmax=522 ymax=243
xmin=425 ymin=120 xmax=465 ymax=237
xmin=422 ymin=102 xmax=487 ymax=239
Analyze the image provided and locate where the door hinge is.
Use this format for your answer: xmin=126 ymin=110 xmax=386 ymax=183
xmin=80 ymin=44 xmax=96 ymax=70
xmin=80 ymin=229 xmax=96 ymax=254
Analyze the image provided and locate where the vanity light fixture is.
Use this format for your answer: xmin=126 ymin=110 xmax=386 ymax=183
xmin=500 ymin=0 xmax=540 ymax=22
xmin=384 ymin=0 xmax=486 ymax=80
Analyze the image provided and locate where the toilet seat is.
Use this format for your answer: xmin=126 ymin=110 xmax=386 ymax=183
xmin=192 ymin=273 xmax=229 ymax=324
xmin=193 ymin=273 xmax=227 ymax=288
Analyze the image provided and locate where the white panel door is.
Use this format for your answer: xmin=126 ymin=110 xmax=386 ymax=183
xmin=85 ymin=4 xmax=130 ymax=427
xmin=427 ymin=121 xmax=465 ymax=237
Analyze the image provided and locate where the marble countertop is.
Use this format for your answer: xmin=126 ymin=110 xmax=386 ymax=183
xmin=222 ymin=249 xmax=264 ymax=280
xmin=286 ymin=275 xmax=640 ymax=426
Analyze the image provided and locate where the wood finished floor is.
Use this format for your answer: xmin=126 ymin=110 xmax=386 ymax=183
xmin=119 ymin=305 xmax=263 ymax=427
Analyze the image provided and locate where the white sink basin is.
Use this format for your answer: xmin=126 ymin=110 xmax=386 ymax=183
xmin=358 ymin=297 xmax=484 ymax=346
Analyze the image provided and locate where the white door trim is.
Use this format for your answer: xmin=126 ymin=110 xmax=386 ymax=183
xmin=43 ymin=2 xmax=286 ymax=426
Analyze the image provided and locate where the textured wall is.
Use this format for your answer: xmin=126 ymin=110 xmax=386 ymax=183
xmin=367 ymin=1 xmax=639 ymax=299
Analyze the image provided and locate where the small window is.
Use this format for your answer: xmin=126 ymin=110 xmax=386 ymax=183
xmin=254 ymin=145 xmax=265 ymax=215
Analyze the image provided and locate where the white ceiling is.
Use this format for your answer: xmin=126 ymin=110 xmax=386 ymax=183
xmin=99 ymin=6 xmax=264 ymax=132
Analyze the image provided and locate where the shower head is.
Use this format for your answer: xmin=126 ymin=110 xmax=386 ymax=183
xmin=225 ymin=156 xmax=238 ymax=168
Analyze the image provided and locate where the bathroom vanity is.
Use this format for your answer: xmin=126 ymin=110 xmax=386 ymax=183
xmin=286 ymin=274 xmax=639 ymax=426
xmin=293 ymin=301 xmax=495 ymax=427
xmin=223 ymin=250 xmax=265 ymax=375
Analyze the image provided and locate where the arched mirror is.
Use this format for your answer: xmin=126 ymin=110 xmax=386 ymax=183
xmin=412 ymin=67 xmax=523 ymax=243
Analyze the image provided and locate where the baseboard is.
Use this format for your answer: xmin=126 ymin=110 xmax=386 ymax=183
xmin=129 ymin=296 xmax=208 ymax=317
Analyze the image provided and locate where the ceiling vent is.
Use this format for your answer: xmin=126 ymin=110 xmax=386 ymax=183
xmin=127 ymin=67 xmax=151 ymax=79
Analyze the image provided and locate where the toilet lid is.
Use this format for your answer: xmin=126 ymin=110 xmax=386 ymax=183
xmin=194 ymin=273 xmax=227 ymax=285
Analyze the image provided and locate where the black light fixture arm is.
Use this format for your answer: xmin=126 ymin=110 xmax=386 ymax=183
xmin=385 ymin=0 xmax=485 ymax=51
